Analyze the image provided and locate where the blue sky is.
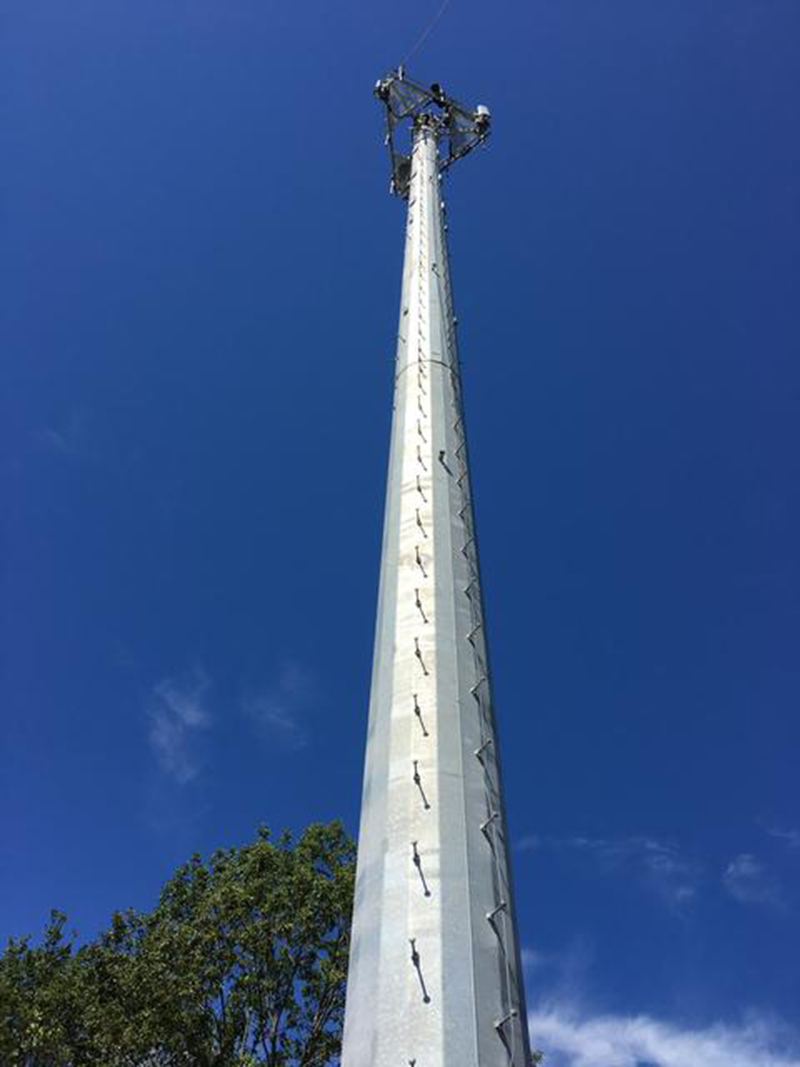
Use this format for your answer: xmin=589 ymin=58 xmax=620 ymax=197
xmin=2 ymin=2 xmax=799 ymax=1065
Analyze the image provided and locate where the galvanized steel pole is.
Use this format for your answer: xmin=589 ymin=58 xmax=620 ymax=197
xmin=341 ymin=75 xmax=531 ymax=1067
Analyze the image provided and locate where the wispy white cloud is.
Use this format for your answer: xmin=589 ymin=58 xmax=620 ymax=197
xmin=520 ymin=946 xmax=550 ymax=973
xmin=723 ymin=854 xmax=784 ymax=909
xmin=528 ymin=1002 xmax=800 ymax=1067
xmin=147 ymin=666 xmax=213 ymax=784
xmin=764 ymin=825 xmax=800 ymax=851
xmin=242 ymin=661 xmax=314 ymax=750
xmin=518 ymin=834 xmax=543 ymax=852
xmin=522 ymin=938 xmax=596 ymax=1009
xmin=534 ymin=834 xmax=703 ymax=910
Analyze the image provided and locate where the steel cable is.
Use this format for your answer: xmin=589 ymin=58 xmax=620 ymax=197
xmin=401 ymin=0 xmax=455 ymax=67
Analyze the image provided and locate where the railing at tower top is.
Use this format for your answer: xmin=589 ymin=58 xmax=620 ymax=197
xmin=374 ymin=69 xmax=491 ymax=198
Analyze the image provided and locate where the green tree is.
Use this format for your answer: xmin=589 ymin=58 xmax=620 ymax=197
xmin=0 ymin=909 xmax=90 ymax=1065
xmin=0 ymin=822 xmax=355 ymax=1066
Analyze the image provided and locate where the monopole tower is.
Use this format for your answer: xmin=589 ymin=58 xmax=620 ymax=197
xmin=341 ymin=71 xmax=531 ymax=1067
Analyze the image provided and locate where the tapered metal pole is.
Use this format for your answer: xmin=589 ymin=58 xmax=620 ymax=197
xmin=342 ymin=117 xmax=530 ymax=1067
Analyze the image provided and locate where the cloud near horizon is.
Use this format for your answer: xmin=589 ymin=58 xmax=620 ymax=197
xmin=528 ymin=1003 xmax=800 ymax=1067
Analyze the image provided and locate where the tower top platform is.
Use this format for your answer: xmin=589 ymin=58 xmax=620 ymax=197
xmin=374 ymin=68 xmax=491 ymax=197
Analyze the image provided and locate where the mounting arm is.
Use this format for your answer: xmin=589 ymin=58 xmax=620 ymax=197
xmin=374 ymin=68 xmax=491 ymax=197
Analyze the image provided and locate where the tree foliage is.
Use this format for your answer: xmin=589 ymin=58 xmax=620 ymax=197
xmin=0 ymin=822 xmax=355 ymax=1066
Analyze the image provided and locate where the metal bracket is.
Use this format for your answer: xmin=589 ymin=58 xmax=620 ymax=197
xmin=413 ymin=694 xmax=429 ymax=737
xmin=412 ymin=760 xmax=431 ymax=809
xmin=415 ymin=545 xmax=427 ymax=577
xmin=487 ymin=900 xmax=508 ymax=925
xmin=480 ymin=811 xmax=500 ymax=843
xmin=414 ymin=637 xmax=429 ymax=676
xmin=474 ymin=737 xmax=493 ymax=762
xmin=412 ymin=841 xmax=432 ymax=897
xmin=470 ymin=674 xmax=487 ymax=697
xmin=409 ymin=938 xmax=431 ymax=1003
xmin=495 ymin=1009 xmax=518 ymax=1032
xmin=374 ymin=70 xmax=491 ymax=198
